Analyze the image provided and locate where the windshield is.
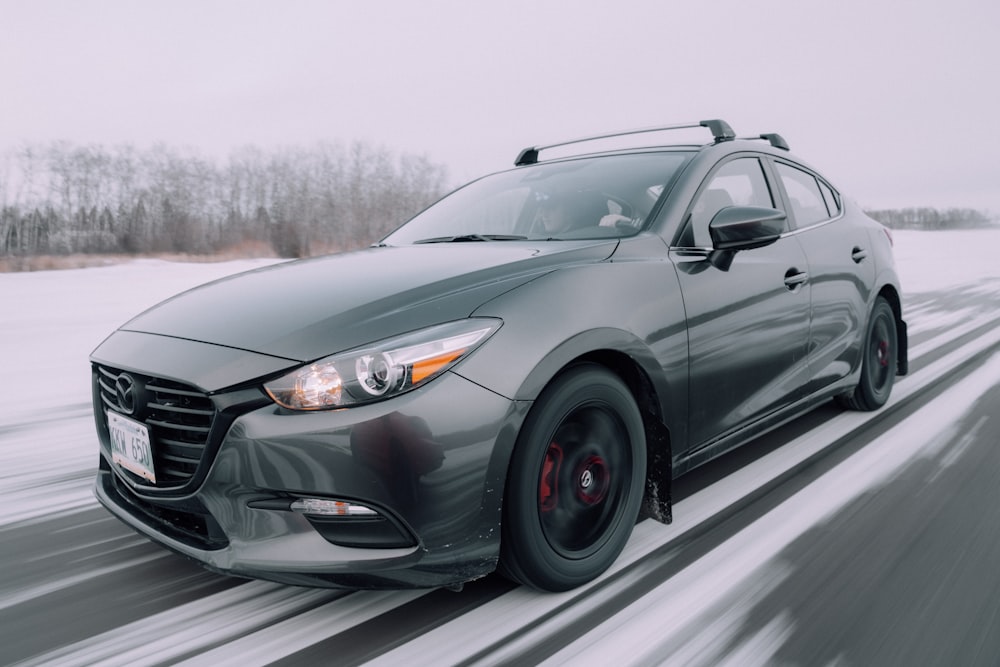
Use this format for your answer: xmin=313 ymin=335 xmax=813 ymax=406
xmin=383 ymin=152 xmax=691 ymax=245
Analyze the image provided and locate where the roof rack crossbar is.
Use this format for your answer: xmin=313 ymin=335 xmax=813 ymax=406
xmin=514 ymin=118 xmax=735 ymax=166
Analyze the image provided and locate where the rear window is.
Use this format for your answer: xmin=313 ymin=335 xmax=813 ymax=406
xmin=775 ymin=163 xmax=832 ymax=227
xmin=818 ymin=179 xmax=841 ymax=216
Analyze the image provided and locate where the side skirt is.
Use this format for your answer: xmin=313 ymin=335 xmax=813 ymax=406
xmin=673 ymin=381 xmax=855 ymax=477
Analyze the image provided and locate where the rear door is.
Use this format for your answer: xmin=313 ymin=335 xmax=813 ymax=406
xmin=770 ymin=160 xmax=874 ymax=394
xmin=672 ymin=156 xmax=812 ymax=454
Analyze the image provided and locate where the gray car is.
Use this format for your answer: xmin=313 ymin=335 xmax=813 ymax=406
xmin=91 ymin=120 xmax=907 ymax=591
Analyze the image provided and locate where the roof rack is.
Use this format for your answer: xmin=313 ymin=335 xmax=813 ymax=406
xmin=514 ymin=118 xmax=736 ymax=166
xmin=758 ymin=133 xmax=790 ymax=151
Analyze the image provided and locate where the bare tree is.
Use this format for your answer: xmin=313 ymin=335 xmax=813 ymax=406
xmin=0 ymin=140 xmax=449 ymax=260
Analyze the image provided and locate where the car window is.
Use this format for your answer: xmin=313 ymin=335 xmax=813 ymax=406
xmin=684 ymin=157 xmax=774 ymax=247
xmin=817 ymin=179 xmax=841 ymax=217
xmin=775 ymin=162 xmax=830 ymax=226
xmin=382 ymin=152 xmax=691 ymax=244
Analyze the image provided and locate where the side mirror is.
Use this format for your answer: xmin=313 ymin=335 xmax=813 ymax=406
xmin=708 ymin=206 xmax=787 ymax=251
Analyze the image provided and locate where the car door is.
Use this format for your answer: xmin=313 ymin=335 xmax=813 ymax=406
xmin=770 ymin=161 xmax=875 ymax=394
xmin=672 ymin=156 xmax=812 ymax=455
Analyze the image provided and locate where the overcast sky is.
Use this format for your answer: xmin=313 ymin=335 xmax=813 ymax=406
xmin=2 ymin=0 xmax=998 ymax=211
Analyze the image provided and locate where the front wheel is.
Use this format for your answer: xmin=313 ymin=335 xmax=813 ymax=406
xmin=838 ymin=296 xmax=898 ymax=411
xmin=499 ymin=364 xmax=646 ymax=592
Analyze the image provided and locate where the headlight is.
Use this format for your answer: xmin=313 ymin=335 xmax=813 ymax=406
xmin=263 ymin=318 xmax=502 ymax=410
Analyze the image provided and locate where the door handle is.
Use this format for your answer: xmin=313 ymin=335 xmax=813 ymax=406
xmin=784 ymin=268 xmax=808 ymax=291
xmin=851 ymin=247 xmax=868 ymax=263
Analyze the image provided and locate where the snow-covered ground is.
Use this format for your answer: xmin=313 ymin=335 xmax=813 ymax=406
xmin=891 ymin=228 xmax=1000 ymax=293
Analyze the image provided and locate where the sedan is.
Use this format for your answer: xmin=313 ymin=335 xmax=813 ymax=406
xmin=91 ymin=120 xmax=907 ymax=592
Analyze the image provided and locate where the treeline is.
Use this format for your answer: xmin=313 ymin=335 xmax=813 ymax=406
xmin=0 ymin=141 xmax=449 ymax=258
xmin=865 ymin=207 xmax=995 ymax=230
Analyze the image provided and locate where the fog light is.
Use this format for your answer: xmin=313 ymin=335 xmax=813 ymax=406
xmin=290 ymin=497 xmax=379 ymax=517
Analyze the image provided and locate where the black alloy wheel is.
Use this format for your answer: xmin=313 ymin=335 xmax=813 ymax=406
xmin=839 ymin=296 xmax=898 ymax=411
xmin=500 ymin=363 xmax=646 ymax=592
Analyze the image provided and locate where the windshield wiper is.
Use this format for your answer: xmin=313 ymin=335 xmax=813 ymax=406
xmin=413 ymin=234 xmax=528 ymax=244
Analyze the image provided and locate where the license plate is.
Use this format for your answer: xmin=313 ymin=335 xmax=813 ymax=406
xmin=108 ymin=410 xmax=156 ymax=483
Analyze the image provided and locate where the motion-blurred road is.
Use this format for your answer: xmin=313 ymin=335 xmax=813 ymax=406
xmin=3 ymin=281 xmax=1000 ymax=666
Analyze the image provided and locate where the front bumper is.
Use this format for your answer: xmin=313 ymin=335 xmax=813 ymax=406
xmin=95 ymin=371 xmax=528 ymax=589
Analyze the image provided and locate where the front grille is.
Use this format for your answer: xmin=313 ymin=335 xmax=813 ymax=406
xmin=97 ymin=365 xmax=217 ymax=488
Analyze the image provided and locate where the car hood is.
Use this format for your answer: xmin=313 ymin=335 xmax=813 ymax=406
xmin=119 ymin=241 xmax=617 ymax=362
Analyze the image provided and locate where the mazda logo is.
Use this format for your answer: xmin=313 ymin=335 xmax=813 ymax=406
xmin=115 ymin=374 xmax=137 ymax=414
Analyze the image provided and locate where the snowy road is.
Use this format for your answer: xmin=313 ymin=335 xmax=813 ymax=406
xmin=2 ymin=230 xmax=1000 ymax=666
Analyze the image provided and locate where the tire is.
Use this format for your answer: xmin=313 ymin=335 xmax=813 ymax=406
xmin=499 ymin=364 xmax=646 ymax=592
xmin=838 ymin=296 xmax=898 ymax=411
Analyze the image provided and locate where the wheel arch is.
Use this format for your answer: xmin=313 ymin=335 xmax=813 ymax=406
xmin=575 ymin=350 xmax=673 ymax=524
xmin=504 ymin=340 xmax=676 ymax=526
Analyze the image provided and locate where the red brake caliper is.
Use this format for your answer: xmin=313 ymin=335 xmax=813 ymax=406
xmin=540 ymin=442 xmax=563 ymax=512
xmin=877 ymin=340 xmax=890 ymax=367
